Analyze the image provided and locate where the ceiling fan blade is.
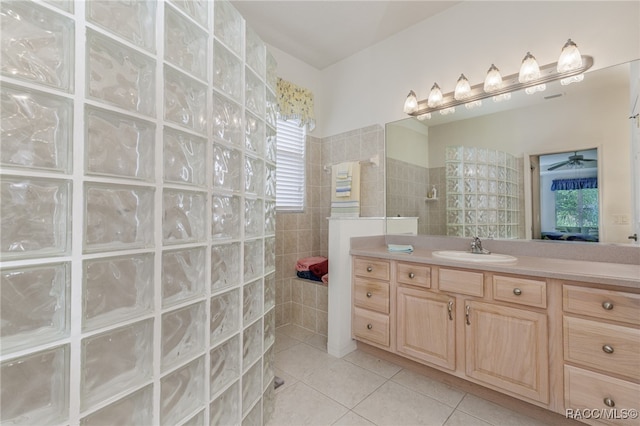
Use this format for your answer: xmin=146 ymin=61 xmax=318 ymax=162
xmin=547 ymin=161 xmax=569 ymax=171
xmin=581 ymin=158 xmax=597 ymax=162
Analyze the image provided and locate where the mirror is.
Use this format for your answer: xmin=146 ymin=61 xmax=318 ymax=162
xmin=386 ymin=60 xmax=636 ymax=243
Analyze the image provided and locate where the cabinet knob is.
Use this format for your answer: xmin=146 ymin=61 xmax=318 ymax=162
xmin=602 ymin=344 xmax=614 ymax=354
xmin=366 ymin=266 xmax=373 ymax=272
xmin=367 ymin=323 xmax=373 ymax=330
xmin=409 ymin=272 xmax=415 ymax=279
xmin=602 ymin=301 xmax=614 ymax=310
xmin=603 ymin=397 xmax=615 ymax=408
xmin=513 ymin=288 xmax=522 ymax=296
xmin=366 ymin=292 xmax=372 ymax=298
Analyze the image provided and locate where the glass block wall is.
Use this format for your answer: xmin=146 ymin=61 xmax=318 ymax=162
xmin=445 ymin=146 xmax=520 ymax=239
xmin=0 ymin=1 xmax=277 ymax=424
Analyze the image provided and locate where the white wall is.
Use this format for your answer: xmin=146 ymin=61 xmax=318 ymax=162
xmin=385 ymin=121 xmax=429 ymax=167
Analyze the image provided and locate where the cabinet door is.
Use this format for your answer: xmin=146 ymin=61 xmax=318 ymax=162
xmin=465 ymin=300 xmax=549 ymax=404
xmin=396 ymin=286 xmax=455 ymax=370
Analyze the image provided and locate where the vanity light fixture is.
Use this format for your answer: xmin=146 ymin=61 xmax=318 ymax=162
xmin=403 ymin=39 xmax=593 ymax=118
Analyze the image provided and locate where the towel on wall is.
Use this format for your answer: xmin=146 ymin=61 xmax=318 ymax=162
xmin=331 ymin=161 xmax=361 ymax=217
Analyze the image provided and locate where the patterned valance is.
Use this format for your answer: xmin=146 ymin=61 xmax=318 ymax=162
xmin=551 ymin=177 xmax=598 ymax=191
xmin=277 ymin=78 xmax=316 ymax=131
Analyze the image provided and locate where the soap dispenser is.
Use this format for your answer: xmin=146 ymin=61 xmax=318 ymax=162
xmin=431 ymin=185 xmax=437 ymax=199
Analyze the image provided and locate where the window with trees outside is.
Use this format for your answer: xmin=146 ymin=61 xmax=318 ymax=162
xmin=555 ymin=188 xmax=599 ymax=239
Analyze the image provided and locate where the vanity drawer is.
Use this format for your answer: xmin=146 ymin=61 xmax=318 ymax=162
xmin=565 ymin=365 xmax=640 ymax=426
xmin=563 ymin=285 xmax=640 ymax=326
xmin=396 ymin=262 xmax=431 ymax=288
xmin=353 ymin=307 xmax=389 ymax=347
xmin=493 ymin=275 xmax=546 ymax=308
xmin=354 ymin=278 xmax=389 ymax=314
xmin=354 ymin=258 xmax=390 ymax=281
xmin=439 ymin=268 xmax=484 ymax=297
xmin=564 ymin=316 xmax=640 ymax=380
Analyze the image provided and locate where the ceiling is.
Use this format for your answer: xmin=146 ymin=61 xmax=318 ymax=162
xmin=230 ymin=1 xmax=460 ymax=70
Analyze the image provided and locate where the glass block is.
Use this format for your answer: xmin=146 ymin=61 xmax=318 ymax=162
xmin=263 ymin=383 xmax=275 ymax=425
xmin=1 ymin=84 xmax=72 ymax=172
xmin=1 ymin=177 xmax=70 ymax=259
xmin=243 ymin=279 xmax=263 ymax=326
xmin=463 ymin=178 xmax=476 ymax=193
xmin=161 ymin=357 xmax=205 ymax=425
xmin=463 ymin=225 xmax=478 ymax=238
xmin=85 ymin=106 xmax=155 ymax=180
xmin=463 ymin=147 xmax=476 ymax=162
xmin=245 ymin=69 xmax=265 ymax=117
xmin=445 ymin=162 xmax=462 ymax=178
xmin=264 ymin=273 xmax=275 ymax=312
xmin=84 ymin=183 xmax=154 ymax=252
xmin=446 ymin=178 xmax=461 ymax=194
xmin=263 ymin=307 xmax=275 ymax=350
xmin=165 ymin=5 xmax=207 ymax=80
xmin=245 ymin=156 xmax=263 ymax=196
xmin=0 ymin=1 xmax=73 ymax=91
xmin=161 ymin=302 xmax=206 ymax=371
xmin=213 ymin=0 xmax=243 ymax=56
xmin=476 ymin=164 xmax=488 ymax=178
xmin=447 ymin=225 xmax=463 ymax=237
xmin=265 ymin=126 xmax=276 ymax=163
xmin=264 ymin=237 xmax=275 ymax=274
xmin=264 ymin=201 xmax=275 ymax=235
xmin=213 ymin=144 xmax=242 ymax=192
xmin=212 ymin=242 xmax=241 ymax=291
xmin=464 ymin=210 xmax=476 ymax=225
xmin=163 ymin=189 xmax=207 ymax=244
xmin=83 ymin=254 xmax=154 ymax=332
xmin=212 ymin=194 xmax=241 ymax=240
xmin=477 ymin=148 xmax=488 ymax=163
xmin=477 ymin=194 xmax=488 ymax=209
xmin=86 ymin=30 xmax=155 ymax=116
xmin=488 ymin=165 xmax=498 ymax=179
xmin=446 ymin=194 xmax=462 ymax=209
xmin=265 ymin=90 xmax=277 ymax=128
xmin=243 ymin=399 xmax=261 ymax=426
xmin=242 ymin=360 xmax=262 ymax=414
xmin=81 ymin=320 xmax=153 ymax=410
xmin=211 ymin=289 xmax=240 ymax=345
xmin=213 ymin=41 xmax=242 ymax=101
xmin=245 ymin=198 xmax=263 ymax=238
xmin=477 ymin=179 xmax=488 ymax=194
xmin=245 ymin=113 xmax=264 ymax=155
xmin=488 ymin=195 xmax=497 ymax=209
xmin=487 ymin=210 xmax=498 ymax=224
xmin=265 ymin=163 xmax=276 ymax=200
xmin=86 ymin=1 xmax=156 ymax=52
xmin=463 ymin=164 xmax=475 ymax=178
xmin=170 ymin=0 xmax=208 ymax=28
xmin=164 ymin=66 xmax=207 ymax=133
xmin=477 ymin=210 xmax=487 ymax=224
xmin=445 ymin=146 xmax=462 ymax=162
xmin=163 ymin=127 xmax=207 ymax=186
xmin=447 ymin=209 xmax=462 ymax=225
xmin=212 ymin=92 xmax=243 ymax=146
xmin=80 ymin=385 xmax=153 ymax=426
xmin=245 ymin=26 xmax=265 ymax=78
xmin=0 ymin=345 xmax=69 ymax=425
xmin=44 ymin=0 xmax=73 ymax=13
xmin=488 ymin=225 xmax=498 ymax=239
xmin=1 ymin=263 xmax=69 ymax=353
xmin=266 ymin=51 xmax=277 ymax=92
xmin=211 ymin=335 xmax=240 ymax=398
xmin=162 ymin=247 xmax=206 ymax=308
xmin=182 ymin=410 xmax=205 ymax=426
xmin=210 ymin=381 xmax=240 ymax=426
xmin=464 ymin=194 xmax=477 ymax=209
xmin=243 ymin=318 xmax=262 ymax=369
xmin=244 ymin=239 xmax=263 ymax=283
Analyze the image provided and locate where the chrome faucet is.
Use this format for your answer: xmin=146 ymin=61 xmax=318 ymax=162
xmin=470 ymin=237 xmax=491 ymax=254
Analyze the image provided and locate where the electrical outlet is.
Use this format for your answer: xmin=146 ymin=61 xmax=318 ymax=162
xmin=613 ymin=214 xmax=630 ymax=225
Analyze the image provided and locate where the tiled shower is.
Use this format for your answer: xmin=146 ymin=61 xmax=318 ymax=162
xmin=1 ymin=1 xmax=276 ymax=424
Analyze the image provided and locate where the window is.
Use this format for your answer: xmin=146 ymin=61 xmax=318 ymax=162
xmin=555 ymin=188 xmax=599 ymax=234
xmin=275 ymin=117 xmax=306 ymax=212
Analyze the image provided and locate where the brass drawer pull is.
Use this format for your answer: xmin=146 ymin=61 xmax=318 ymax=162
xmin=366 ymin=266 xmax=373 ymax=272
xmin=367 ymin=323 xmax=373 ymax=330
xmin=409 ymin=272 xmax=415 ymax=279
xmin=448 ymin=301 xmax=454 ymax=321
xmin=465 ymin=305 xmax=471 ymax=325
xmin=513 ymin=288 xmax=522 ymax=296
xmin=366 ymin=292 xmax=372 ymax=298
xmin=603 ymin=397 xmax=615 ymax=408
xmin=602 ymin=344 xmax=614 ymax=354
xmin=602 ymin=301 xmax=614 ymax=310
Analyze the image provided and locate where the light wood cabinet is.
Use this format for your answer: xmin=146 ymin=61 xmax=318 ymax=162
xmin=352 ymin=257 xmax=391 ymax=349
xmin=396 ymin=285 xmax=455 ymax=370
xmin=464 ymin=300 xmax=549 ymax=404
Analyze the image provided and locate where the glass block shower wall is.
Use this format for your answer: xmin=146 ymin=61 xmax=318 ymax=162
xmin=445 ymin=146 xmax=520 ymax=239
xmin=0 ymin=1 xmax=277 ymax=425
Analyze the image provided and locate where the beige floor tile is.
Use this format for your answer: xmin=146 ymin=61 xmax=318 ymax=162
xmin=332 ymin=411 xmax=376 ymax=426
xmin=343 ymin=349 xmax=402 ymax=379
xmin=391 ymin=369 xmax=465 ymax=408
xmin=353 ymin=380 xmax=455 ymax=426
xmin=273 ymin=367 xmax=298 ymax=394
xmin=266 ymin=381 xmax=348 ymax=426
xmin=456 ymin=394 xmax=551 ymax=426
xmin=277 ymin=324 xmax=316 ymax=341
xmin=444 ymin=410 xmax=493 ymax=426
xmin=304 ymin=358 xmax=387 ymax=409
xmin=275 ymin=342 xmax=335 ymax=380
xmin=304 ymin=333 xmax=327 ymax=351
xmin=274 ymin=332 xmax=301 ymax=353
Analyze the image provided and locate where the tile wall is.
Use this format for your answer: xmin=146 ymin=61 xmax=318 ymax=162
xmin=0 ymin=1 xmax=275 ymax=424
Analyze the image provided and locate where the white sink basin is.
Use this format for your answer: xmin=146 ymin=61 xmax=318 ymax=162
xmin=432 ymin=250 xmax=517 ymax=263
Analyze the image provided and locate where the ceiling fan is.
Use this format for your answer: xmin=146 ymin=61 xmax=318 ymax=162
xmin=547 ymin=151 xmax=597 ymax=171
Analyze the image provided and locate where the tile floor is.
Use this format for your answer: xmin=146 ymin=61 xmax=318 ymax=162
xmin=268 ymin=325 xmax=557 ymax=426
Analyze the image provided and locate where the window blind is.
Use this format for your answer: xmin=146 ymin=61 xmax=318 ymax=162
xmin=276 ymin=117 xmax=306 ymax=211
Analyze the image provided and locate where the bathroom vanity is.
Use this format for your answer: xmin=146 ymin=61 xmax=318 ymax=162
xmin=350 ymin=235 xmax=640 ymax=425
